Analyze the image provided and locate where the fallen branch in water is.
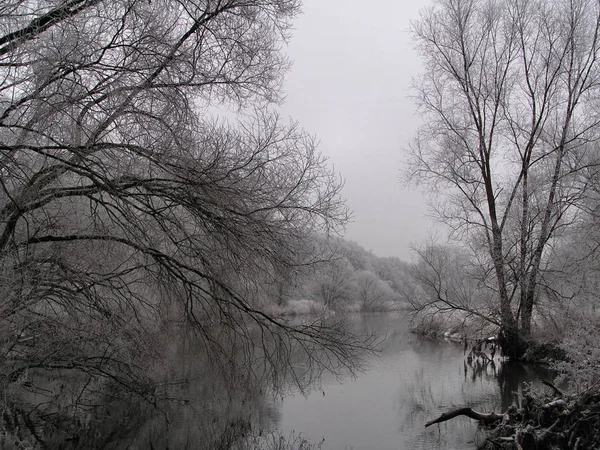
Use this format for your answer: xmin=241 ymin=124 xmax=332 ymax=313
xmin=425 ymin=407 xmax=504 ymax=427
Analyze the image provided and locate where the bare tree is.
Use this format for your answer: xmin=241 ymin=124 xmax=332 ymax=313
xmin=354 ymin=269 xmax=397 ymax=311
xmin=311 ymin=256 xmax=355 ymax=309
xmin=407 ymin=0 xmax=600 ymax=358
xmin=0 ymin=0 xmax=368 ymax=441
xmin=409 ymin=242 xmax=500 ymax=329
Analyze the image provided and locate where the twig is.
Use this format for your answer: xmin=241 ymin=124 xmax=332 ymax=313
xmin=539 ymin=377 xmax=563 ymax=397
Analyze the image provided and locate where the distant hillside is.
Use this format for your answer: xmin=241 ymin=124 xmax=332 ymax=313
xmin=268 ymin=236 xmax=419 ymax=314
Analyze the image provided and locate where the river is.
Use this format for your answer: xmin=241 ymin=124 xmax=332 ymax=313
xmin=3 ymin=312 xmax=555 ymax=449
xmin=264 ymin=313 xmax=554 ymax=450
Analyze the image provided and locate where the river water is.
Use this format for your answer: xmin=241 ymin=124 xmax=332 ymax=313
xmin=6 ymin=312 xmax=554 ymax=449
xmin=265 ymin=313 xmax=554 ymax=450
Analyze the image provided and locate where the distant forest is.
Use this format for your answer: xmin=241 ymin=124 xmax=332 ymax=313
xmin=266 ymin=237 xmax=417 ymax=314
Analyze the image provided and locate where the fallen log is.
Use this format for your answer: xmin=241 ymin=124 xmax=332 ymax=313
xmin=425 ymin=407 xmax=504 ymax=428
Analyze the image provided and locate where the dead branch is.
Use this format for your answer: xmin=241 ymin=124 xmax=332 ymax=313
xmin=539 ymin=377 xmax=564 ymax=397
xmin=425 ymin=407 xmax=504 ymax=428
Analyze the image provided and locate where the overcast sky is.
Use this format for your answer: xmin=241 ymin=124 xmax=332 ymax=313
xmin=279 ymin=0 xmax=436 ymax=261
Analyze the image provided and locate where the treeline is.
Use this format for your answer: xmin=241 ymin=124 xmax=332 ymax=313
xmin=263 ymin=237 xmax=418 ymax=314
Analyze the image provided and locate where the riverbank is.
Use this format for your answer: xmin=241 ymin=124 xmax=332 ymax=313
xmin=477 ymin=383 xmax=600 ymax=449
xmin=267 ymin=298 xmax=412 ymax=317
xmin=273 ymin=313 xmax=558 ymax=450
xmin=415 ymin=316 xmax=599 ymax=449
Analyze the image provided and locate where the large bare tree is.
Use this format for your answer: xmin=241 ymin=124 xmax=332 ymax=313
xmin=407 ymin=0 xmax=600 ymax=358
xmin=0 ymin=0 xmax=366 ymax=440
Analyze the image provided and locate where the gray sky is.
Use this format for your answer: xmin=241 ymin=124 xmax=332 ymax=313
xmin=280 ymin=0 xmax=436 ymax=261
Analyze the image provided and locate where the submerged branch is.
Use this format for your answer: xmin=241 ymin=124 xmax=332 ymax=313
xmin=425 ymin=407 xmax=504 ymax=428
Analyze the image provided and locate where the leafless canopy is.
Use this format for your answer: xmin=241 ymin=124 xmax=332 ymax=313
xmin=407 ymin=0 xmax=600 ymax=356
xmin=0 ymin=0 xmax=364 ymax=408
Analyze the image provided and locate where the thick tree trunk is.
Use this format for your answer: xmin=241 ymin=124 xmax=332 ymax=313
xmin=520 ymin=290 xmax=534 ymax=338
xmin=489 ymin=227 xmax=523 ymax=359
xmin=499 ymin=321 xmax=527 ymax=360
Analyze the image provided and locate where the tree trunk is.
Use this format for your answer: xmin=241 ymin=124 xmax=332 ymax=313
xmin=490 ymin=231 xmax=526 ymax=359
xmin=520 ymin=290 xmax=534 ymax=338
xmin=499 ymin=321 xmax=527 ymax=360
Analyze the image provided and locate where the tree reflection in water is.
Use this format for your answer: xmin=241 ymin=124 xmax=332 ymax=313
xmin=0 ymin=345 xmax=280 ymax=449
xmin=275 ymin=314 xmax=560 ymax=450
xmin=496 ymin=361 xmax=557 ymax=413
xmin=0 ymin=319 xmax=362 ymax=450
xmin=9 ymin=314 xmax=558 ymax=450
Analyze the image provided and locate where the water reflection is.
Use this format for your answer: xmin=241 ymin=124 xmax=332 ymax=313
xmin=273 ymin=313 xmax=556 ymax=450
xmin=496 ymin=361 xmax=556 ymax=412
xmin=2 ymin=314 xmax=557 ymax=449
xmin=0 ymin=330 xmax=289 ymax=450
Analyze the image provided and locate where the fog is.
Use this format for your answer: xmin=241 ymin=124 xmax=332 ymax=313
xmin=280 ymin=0 xmax=437 ymax=260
